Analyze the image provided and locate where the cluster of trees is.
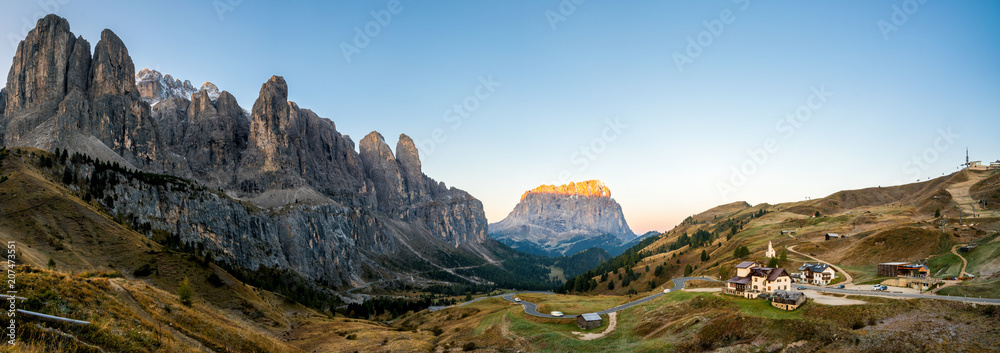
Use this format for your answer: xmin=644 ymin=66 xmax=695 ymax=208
xmin=459 ymin=260 xmax=560 ymax=291
xmin=667 ymin=229 xmax=715 ymax=252
xmin=553 ymin=248 xmax=610 ymax=277
xmin=0 ymin=148 xmax=7 ymax=184
xmin=556 ymin=236 xmax=660 ymax=293
xmin=557 ymin=235 xmax=659 ymax=294
xmin=338 ymin=296 xmax=451 ymax=319
xmin=733 ymin=245 xmax=751 ymax=258
xmin=220 ymin=263 xmax=343 ymax=312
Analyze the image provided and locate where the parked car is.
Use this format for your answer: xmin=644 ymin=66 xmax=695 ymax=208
xmin=872 ymin=285 xmax=887 ymax=291
xmin=550 ymin=311 xmax=564 ymax=317
xmin=835 ymin=284 xmax=845 ymax=289
xmin=796 ymin=286 xmax=806 ymax=290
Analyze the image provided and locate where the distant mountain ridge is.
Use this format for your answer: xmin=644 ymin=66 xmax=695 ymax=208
xmin=490 ymin=180 xmax=639 ymax=256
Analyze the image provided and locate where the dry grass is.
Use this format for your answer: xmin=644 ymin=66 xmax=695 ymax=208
xmin=516 ymin=293 xmax=627 ymax=315
xmin=838 ymin=227 xmax=950 ymax=266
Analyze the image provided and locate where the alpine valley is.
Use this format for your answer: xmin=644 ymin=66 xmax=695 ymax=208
xmin=2 ymin=13 xmax=999 ymax=353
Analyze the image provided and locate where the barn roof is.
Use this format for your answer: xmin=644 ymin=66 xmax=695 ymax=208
xmin=581 ymin=313 xmax=601 ymax=322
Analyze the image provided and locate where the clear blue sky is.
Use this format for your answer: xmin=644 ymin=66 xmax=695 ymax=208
xmin=2 ymin=1 xmax=998 ymax=233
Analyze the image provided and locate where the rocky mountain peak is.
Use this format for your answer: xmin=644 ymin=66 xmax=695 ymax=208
xmin=396 ymin=133 xmax=421 ymax=174
xmin=90 ymin=29 xmax=136 ymax=97
xmin=199 ymin=81 xmax=220 ymax=101
xmin=491 ymin=180 xmax=635 ymax=256
xmin=246 ymin=75 xmax=291 ymax=173
xmin=4 ymin=14 xmax=77 ymax=117
xmin=520 ymin=180 xmax=611 ymax=202
xmin=135 ymin=68 xmax=197 ymax=106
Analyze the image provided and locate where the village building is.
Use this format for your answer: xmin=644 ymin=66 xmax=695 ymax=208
xmin=577 ymin=313 xmax=602 ymax=329
xmin=724 ymin=261 xmax=792 ymax=298
xmin=770 ymin=290 xmax=806 ymax=310
xmin=824 ymin=233 xmax=841 ymax=240
xmin=797 ymin=263 xmax=837 ymax=285
xmin=877 ymin=262 xmax=930 ymax=277
xmin=765 ymin=241 xmax=776 ymax=258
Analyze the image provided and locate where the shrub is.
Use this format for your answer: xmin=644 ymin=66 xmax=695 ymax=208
xmin=134 ymin=263 xmax=154 ymax=277
xmin=206 ymin=273 xmax=224 ymax=287
xmin=178 ymin=277 xmax=193 ymax=306
xmin=463 ymin=342 xmax=476 ymax=351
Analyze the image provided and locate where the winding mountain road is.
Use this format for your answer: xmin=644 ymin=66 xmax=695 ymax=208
xmin=801 ymin=284 xmax=1000 ymax=305
xmin=440 ymin=277 xmax=721 ymax=319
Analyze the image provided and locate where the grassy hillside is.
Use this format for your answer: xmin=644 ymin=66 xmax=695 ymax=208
xmin=561 ymin=170 xmax=997 ymax=298
xmin=393 ymin=290 xmax=1000 ymax=352
xmin=836 ymin=227 xmax=951 ymax=266
xmin=0 ymin=147 xmax=466 ymax=351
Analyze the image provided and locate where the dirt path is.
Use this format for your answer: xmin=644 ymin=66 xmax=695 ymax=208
xmin=950 ymin=244 xmax=970 ymax=277
xmin=109 ymin=280 xmax=216 ymax=353
xmin=572 ymin=312 xmax=617 ymax=341
xmin=947 ymin=172 xmax=1000 ymax=219
xmin=788 ymin=245 xmax=854 ymax=285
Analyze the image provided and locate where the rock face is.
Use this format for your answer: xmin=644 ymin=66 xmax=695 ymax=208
xmin=490 ymin=180 xmax=636 ymax=256
xmin=1 ymin=15 xmax=167 ymax=170
xmin=2 ymin=14 xmax=78 ymax=147
xmin=87 ymin=29 xmax=164 ymax=166
xmin=0 ymin=15 xmax=493 ymax=289
xmin=135 ymin=68 xmax=197 ymax=106
xmin=360 ymin=132 xmax=489 ymax=246
xmin=237 ymin=75 xmax=366 ymax=198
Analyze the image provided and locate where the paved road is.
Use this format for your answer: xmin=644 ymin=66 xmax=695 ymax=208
xmin=443 ymin=276 xmax=721 ymax=319
xmin=801 ymin=284 xmax=1000 ymax=305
